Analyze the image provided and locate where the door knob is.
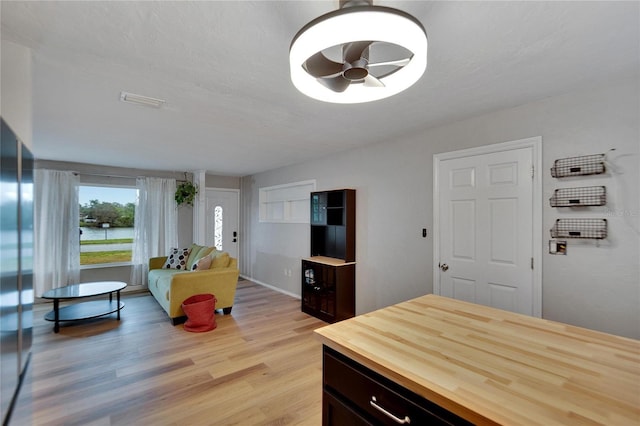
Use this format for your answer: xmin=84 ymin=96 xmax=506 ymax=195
xmin=440 ymin=263 xmax=449 ymax=271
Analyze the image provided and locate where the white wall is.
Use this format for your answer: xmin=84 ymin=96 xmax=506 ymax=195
xmin=242 ymin=76 xmax=639 ymax=339
xmin=1 ymin=40 xmax=33 ymax=149
xmin=206 ymin=174 xmax=240 ymax=190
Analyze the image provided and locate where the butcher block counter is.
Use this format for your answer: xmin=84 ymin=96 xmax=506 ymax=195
xmin=314 ymin=294 xmax=640 ymax=425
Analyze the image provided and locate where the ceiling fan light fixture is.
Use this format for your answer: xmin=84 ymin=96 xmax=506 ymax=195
xmin=290 ymin=5 xmax=427 ymax=104
xmin=119 ymin=91 xmax=166 ymax=108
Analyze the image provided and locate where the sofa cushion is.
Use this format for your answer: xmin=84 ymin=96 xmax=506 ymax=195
xmin=185 ymin=244 xmax=204 ymax=267
xmin=191 ymin=254 xmax=213 ymax=271
xmin=186 ymin=244 xmax=216 ymax=270
xmin=148 ymin=269 xmax=189 ymax=294
xmin=153 ymin=270 xmax=189 ymax=302
xmin=163 ymin=247 xmax=191 ymax=270
xmin=211 ymin=251 xmax=230 ymax=268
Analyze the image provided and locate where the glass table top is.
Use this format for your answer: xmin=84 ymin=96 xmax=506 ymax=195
xmin=42 ymin=281 xmax=127 ymax=299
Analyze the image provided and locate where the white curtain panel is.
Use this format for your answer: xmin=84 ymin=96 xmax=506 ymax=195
xmin=33 ymin=169 xmax=80 ymax=296
xmin=130 ymin=177 xmax=178 ymax=286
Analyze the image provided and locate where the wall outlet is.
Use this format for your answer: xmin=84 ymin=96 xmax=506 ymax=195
xmin=549 ymin=240 xmax=567 ymax=255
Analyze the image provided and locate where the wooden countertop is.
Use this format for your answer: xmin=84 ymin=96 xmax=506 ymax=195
xmin=314 ymin=294 xmax=640 ymax=425
xmin=302 ymin=256 xmax=356 ymax=266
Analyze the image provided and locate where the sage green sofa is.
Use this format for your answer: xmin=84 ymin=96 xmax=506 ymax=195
xmin=148 ymin=246 xmax=239 ymax=325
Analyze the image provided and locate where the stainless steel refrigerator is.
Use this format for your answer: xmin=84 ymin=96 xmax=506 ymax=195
xmin=1 ymin=117 xmax=33 ymax=426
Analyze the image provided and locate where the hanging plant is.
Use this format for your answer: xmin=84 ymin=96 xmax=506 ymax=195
xmin=175 ymin=181 xmax=198 ymax=207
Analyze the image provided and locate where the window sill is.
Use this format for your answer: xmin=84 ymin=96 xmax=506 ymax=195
xmin=80 ymin=262 xmax=133 ymax=270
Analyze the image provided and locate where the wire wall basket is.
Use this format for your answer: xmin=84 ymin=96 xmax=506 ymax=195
xmin=550 ymin=153 xmax=605 ymax=178
xmin=549 ymin=186 xmax=606 ymax=207
xmin=550 ymin=219 xmax=607 ymax=239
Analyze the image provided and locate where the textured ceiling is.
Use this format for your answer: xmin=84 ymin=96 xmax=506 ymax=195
xmin=1 ymin=1 xmax=638 ymax=176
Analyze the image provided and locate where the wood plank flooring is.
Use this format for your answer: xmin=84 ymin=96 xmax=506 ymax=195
xmin=12 ymin=280 xmax=327 ymax=425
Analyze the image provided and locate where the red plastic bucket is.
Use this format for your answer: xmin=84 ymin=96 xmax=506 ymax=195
xmin=182 ymin=294 xmax=217 ymax=332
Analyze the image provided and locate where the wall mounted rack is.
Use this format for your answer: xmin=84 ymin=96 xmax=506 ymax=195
xmin=550 ymin=218 xmax=607 ymax=239
xmin=550 ymin=186 xmax=607 ymax=207
xmin=551 ymin=153 xmax=605 ymax=178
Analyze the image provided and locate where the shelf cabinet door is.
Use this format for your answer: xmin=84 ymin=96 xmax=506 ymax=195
xmin=311 ymin=192 xmax=327 ymax=225
xmin=302 ymin=261 xmax=336 ymax=321
xmin=302 ymin=260 xmax=354 ymax=323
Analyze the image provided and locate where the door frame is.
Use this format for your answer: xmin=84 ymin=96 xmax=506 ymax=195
xmin=433 ymin=137 xmax=543 ymax=317
xmin=205 ymin=187 xmax=240 ymax=266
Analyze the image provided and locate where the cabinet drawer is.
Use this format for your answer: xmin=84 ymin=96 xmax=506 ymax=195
xmin=323 ymin=390 xmax=371 ymax=426
xmin=323 ymin=347 xmax=471 ymax=426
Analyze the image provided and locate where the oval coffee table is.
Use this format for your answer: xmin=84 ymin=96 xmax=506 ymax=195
xmin=42 ymin=281 xmax=127 ymax=333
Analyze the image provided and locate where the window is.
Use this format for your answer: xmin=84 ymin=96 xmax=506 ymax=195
xmin=79 ymin=185 xmax=137 ymax=266
xmin=259 ymin=180 xmax=315 ymax=223
xmin=214 ymin=205 xmax=223 ymax=250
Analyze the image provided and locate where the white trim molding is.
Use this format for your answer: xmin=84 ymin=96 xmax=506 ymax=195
xmin=192 ymin=170 xmax=206 ymax=245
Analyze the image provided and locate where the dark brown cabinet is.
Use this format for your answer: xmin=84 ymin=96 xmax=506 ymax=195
xmin=303 ymin=189 xmax=355 ymax=323
xmin=302 ymin=258 xmax=355 ymax=323
xmin=310 ymin=189 xmax=355 ymax=262
xmin=322 ymin=347 xmax=472 ymax=426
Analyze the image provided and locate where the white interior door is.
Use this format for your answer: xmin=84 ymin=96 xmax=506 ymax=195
xmin=205 ymin=189 xmax=239 ymax=262
xmin=434 ymin=139 xmax=540 ymax=316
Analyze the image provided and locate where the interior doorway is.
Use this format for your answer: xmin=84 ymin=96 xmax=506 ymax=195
xmin=433 ymin=137 xmax=542 ymax=316
xmin=205 ymin=189 xmax=240 ymax=263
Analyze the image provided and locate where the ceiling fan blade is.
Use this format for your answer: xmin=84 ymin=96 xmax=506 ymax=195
xmin=303 ymin=52 xmax=344 ymax=78
xmin=318 ymin=75 xmax=351 ymax=93
xmin=363 ymin=75 xmax=385 ymax=88
xmin=343 ymin=41 xmax=373 ymax=63
xmin=368 ymin=57 xmax=411 ymax=68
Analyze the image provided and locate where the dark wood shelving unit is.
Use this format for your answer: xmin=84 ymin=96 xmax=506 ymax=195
xmin=303 ymin=189 xmax=355 ymax=323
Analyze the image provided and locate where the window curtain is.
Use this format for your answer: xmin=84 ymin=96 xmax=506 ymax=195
xmin=130 ymin=177 xmax=178 ymax=286
xmin=33 ymin=169 xmax=80 ymax=297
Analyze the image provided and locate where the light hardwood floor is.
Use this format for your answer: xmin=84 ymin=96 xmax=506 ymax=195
xmin=12 ymin=280 xmax=327 ymax=425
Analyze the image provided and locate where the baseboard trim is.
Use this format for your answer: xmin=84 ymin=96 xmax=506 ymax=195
xmin=239 ymin=275 xmax=301 ymax=300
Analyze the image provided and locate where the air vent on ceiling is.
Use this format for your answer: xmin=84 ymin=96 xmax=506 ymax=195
xmin=119 ymin=91 xmax=166 ymax=108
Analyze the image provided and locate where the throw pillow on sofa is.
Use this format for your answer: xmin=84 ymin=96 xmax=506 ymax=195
xmin=186 ymin=244 xmax=216 ymax=270
xmin=191 ymin=254 xmax=213 ymax=271
xmin=163 ymin=247 xmax=191 ymax=270
xmin=185 ymin=243 xmax=205 ymax=268
xmin=211 ymin=251 xmax=230 ymax=268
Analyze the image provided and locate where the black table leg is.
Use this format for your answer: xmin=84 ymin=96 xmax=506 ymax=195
xmin=53 ymin=299 xmax=60 ymax=333
xmin=117 ymin=290 xmax=121 ymax=320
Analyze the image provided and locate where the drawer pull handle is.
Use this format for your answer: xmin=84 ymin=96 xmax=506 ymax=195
xmin=370 ymin=396 xmax=411 ymax=424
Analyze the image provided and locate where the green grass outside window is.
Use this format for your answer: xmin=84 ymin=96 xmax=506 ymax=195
xmin=81 ymin=250 xmax=132 ymax=265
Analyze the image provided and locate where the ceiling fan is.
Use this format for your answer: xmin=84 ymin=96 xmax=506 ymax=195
xmin=303 ymin=41 xmax=412 ymax=93
xmin=290 ymin=0 xmax=428 ymax=104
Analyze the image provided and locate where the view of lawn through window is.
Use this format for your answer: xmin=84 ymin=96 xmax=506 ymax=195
xmin=79 ymin=185 xmax=137 ymax=265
